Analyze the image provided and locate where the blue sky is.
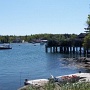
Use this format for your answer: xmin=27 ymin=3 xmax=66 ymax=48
xmin=0 ymin=0 xmax=90 ymax=35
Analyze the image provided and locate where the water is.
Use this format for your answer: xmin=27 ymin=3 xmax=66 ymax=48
xmin=0 ymin=43 xmax=88 ymax=90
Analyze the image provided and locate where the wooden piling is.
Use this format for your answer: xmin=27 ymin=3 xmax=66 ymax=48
xmin=45 ymin=45 xmax=87 ymax=56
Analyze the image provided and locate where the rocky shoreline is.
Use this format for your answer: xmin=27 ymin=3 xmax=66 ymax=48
xmin=18 ymin=57 xmax=90 ymax=90
xmin=61 ymin=57 xmax=90 ymax=69
xmin=18 ymin=72 xmax=90 ymax=90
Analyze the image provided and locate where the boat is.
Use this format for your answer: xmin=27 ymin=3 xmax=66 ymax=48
xmin=40 ymin=40 xmax=47 ymax=45
xmin=0 ymin=44 xmax=12 ymax=49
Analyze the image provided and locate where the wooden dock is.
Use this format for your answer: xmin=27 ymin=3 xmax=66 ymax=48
xmin=45 ymin=39 xmax=90 ymax=57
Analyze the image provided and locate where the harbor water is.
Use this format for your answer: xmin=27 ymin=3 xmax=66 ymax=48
xmin=0 ymin=43 xmax=88 ymax=90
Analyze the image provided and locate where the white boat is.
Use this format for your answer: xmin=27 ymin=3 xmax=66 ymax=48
xmin=0 ymin=44 xmax=12 ymax=49
xmin=40 ymin=40 xmax=47 ymax=45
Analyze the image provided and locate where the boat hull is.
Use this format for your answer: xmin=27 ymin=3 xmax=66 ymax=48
xmin=0 ymin=47 xmax=12 ymax=50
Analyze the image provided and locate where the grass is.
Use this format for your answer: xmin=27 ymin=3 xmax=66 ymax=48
xmin=19 ymin=81 xmax=90 ymax=90
xmin=60 ymin=82 xmax=90 ymax=90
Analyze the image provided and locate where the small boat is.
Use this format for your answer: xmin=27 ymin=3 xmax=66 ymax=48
xmin=40 ymin=40 xmax=47 ymax=45
xmin=0 ymin=44 xmax=12 ymax=50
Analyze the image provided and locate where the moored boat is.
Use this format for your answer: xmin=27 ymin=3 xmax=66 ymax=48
xmin=0 ymin=44 xmax=12 ymax=49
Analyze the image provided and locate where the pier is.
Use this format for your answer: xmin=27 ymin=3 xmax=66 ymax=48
xmin=45 ymin=39 xmax=90 ymax=57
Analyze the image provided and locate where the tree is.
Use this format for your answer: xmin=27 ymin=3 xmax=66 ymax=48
xmin=86 ymin=15 xmax=90 ymax=26
xmin=85 ymin=15 xmax=90 ymax=32
xmin=83 ymin=33 xmax=90 ymax=49
xmin=83 ymin=15 xmax=90 ymax=49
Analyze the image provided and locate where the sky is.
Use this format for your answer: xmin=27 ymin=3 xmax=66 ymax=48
xmin=0 ymin=0 xmax=90 ymax=36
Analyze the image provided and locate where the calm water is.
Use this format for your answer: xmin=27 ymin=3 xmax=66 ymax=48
xmin=0 ymin=43 xmax=88 ymax=90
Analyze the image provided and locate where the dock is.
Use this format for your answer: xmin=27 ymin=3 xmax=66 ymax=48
xmin=45 ymin=39 xmax=90 ymax=57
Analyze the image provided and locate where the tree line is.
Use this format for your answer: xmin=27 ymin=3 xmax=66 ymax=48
xmin=0 ymin=34 xmax=77 ymax=43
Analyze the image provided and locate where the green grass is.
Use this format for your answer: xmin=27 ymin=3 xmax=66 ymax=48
xmin=19 ymin=82 xmax=90 ymax=90
xmin=60 ymin=82 xmax=90 ymax=90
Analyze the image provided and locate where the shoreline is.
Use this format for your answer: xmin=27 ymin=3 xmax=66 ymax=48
xmin=18 ymin=57 xmax=90 ymax=90
xmin=61 ymin=57 xmax=90 ymax=69
xmin=18 ymin=72 xmax=90 ymax=90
